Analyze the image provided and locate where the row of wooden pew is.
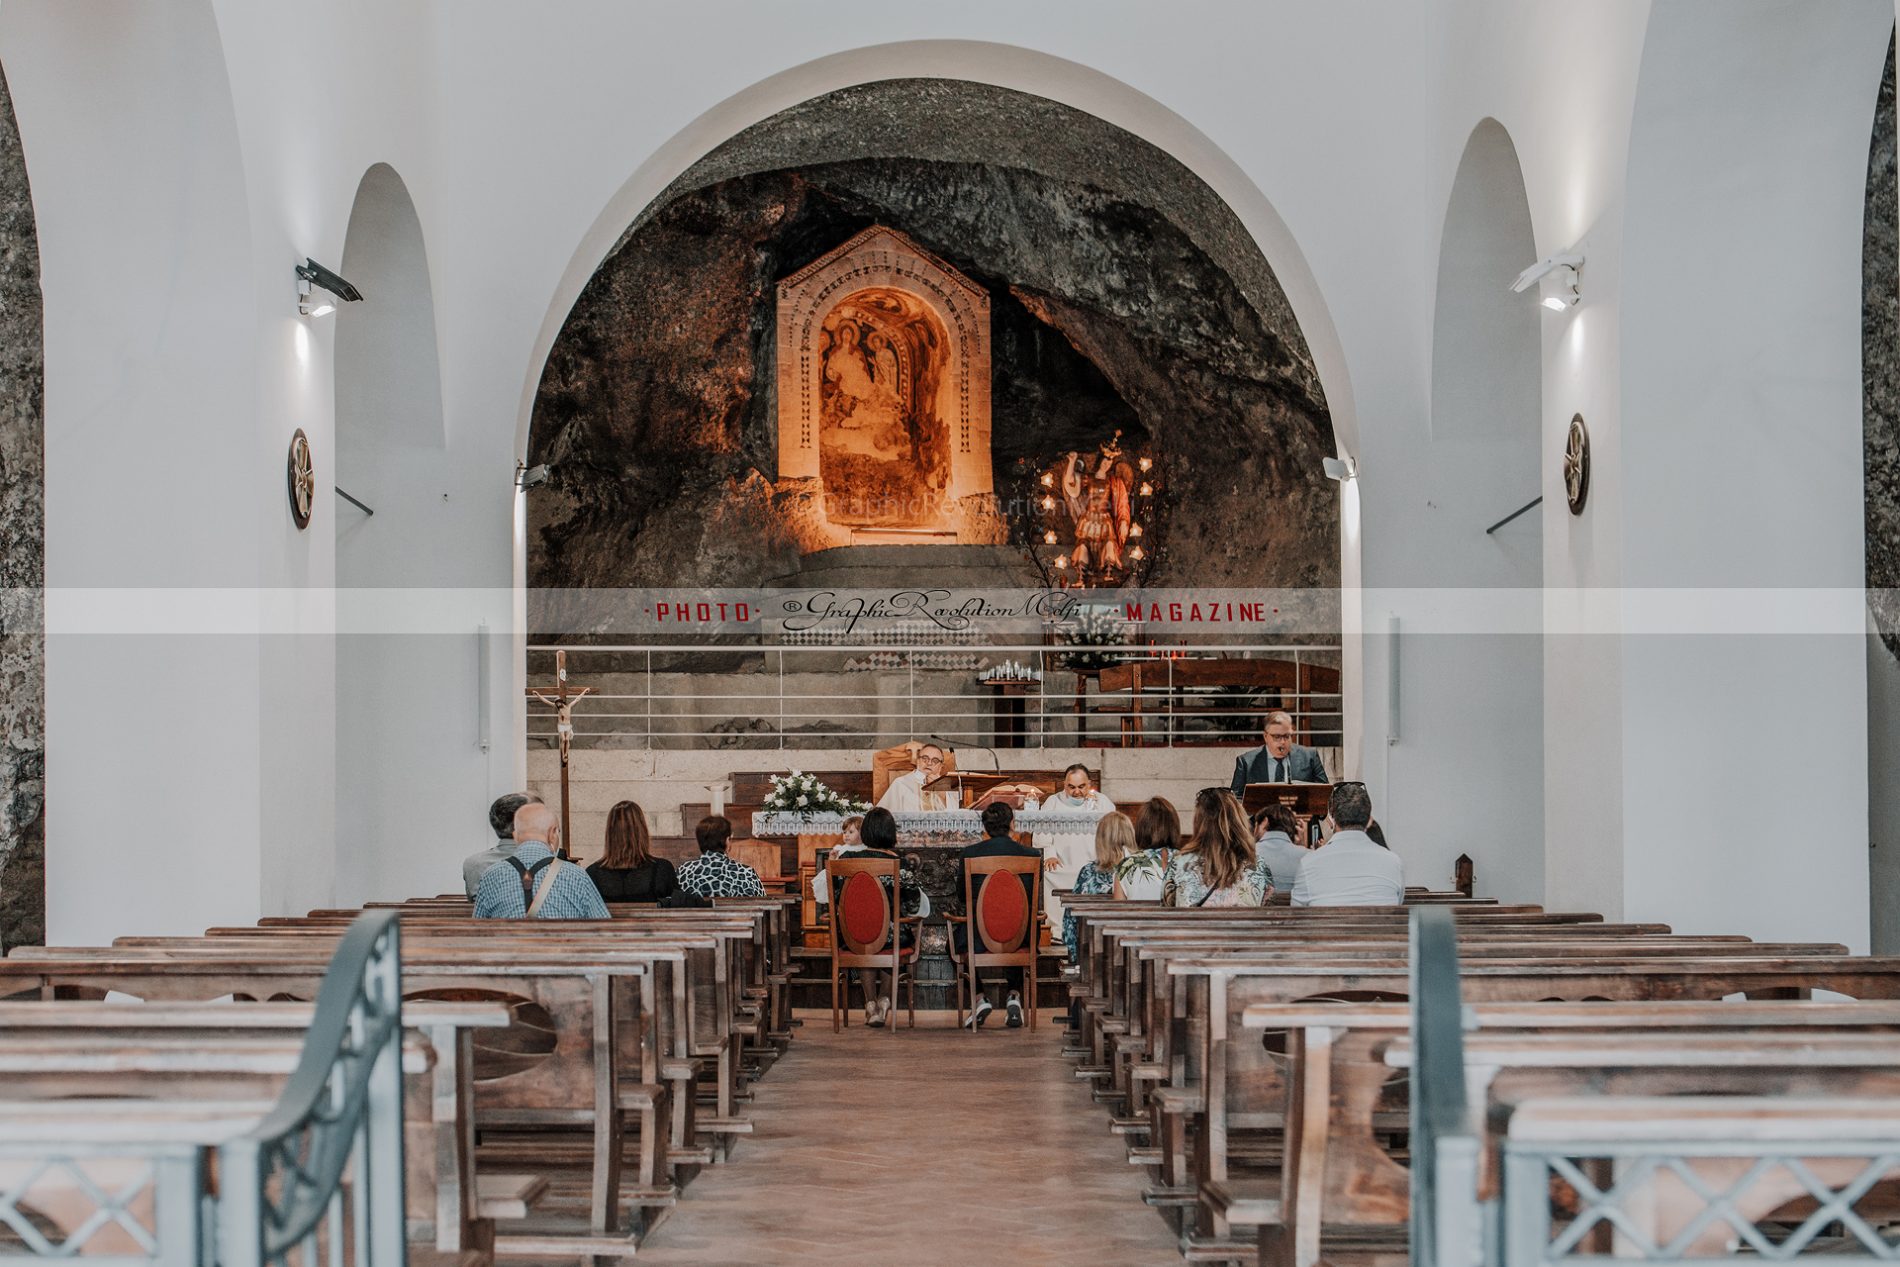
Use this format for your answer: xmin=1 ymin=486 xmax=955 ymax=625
xmin=1061 ymin=894 xmax=1900 ymax=1264
xmin=0 ymin=892 xmax=803 ymax=1265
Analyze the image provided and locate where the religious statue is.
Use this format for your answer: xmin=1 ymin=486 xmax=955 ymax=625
xmin=1060 ymin=434 xmax=1134 ymax=571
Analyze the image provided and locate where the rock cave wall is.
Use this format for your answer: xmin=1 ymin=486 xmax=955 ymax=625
xmin=526 ymin=80 xmax=1337 ymax=605
xmin=0 ymin=63 xmax=43 ymax=953
xmin=1868 ymin=34 xmax=1899 ymax=660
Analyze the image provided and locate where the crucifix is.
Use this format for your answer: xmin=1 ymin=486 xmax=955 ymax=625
xmin=526 ymin=649 xmax=592 ymax=853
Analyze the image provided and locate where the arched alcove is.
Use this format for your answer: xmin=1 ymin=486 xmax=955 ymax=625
xmin=506 ymin=42 xmax=1367 ymax=782
xmin=332 ymin=161 xmax=461 ymax=905
xmin=1399 ymin=117 xmax=1542 ymax=901
xmin=0 ymin=59 xmax=41 ymax=953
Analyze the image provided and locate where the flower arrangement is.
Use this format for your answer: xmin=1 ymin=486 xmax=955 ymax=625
xmin=1057 ymin=606 xmax=1135 ymax=670
xmin=760 ymin=770 xmax=869 ymax=815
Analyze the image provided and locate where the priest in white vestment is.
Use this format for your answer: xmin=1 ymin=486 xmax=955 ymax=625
xmin=1037 ymin=763 xmax=1113 ymax=937
xmin=877 ymin=743 xmax=954 ymax=812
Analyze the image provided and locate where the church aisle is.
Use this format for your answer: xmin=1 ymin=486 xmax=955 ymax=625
xmin=627 ymin=1013 xmax=1180 ymax=1265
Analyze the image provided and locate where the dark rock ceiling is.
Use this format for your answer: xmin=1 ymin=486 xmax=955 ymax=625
xmin=527 ymin=78 xmax=1337 ymax=598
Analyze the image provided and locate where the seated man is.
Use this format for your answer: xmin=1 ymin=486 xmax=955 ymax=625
xmin=1290 ymin=782 xmax=1403 ymax=907
xmin=1251 ymin=800 xmax=1308 ymax=894
xmin=952 ymin=801 xmax=1042 ymax=1028
xmin=1035 ymin=763 xmax=1112 ymax=937
xmin=463 ymin=791 xmax=541 ymax=898
xmin=473 ymin=801 xmax=610 ymax=919
xmin=1231 ymin=710 xmax=1329 ymax=794
xmin=676 ymin=814 xmax=766 ymax=898
xmin=877 ymin=742 xmax=952 ymax=811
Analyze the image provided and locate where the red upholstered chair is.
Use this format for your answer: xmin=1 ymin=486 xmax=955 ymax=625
xmin=947 ymin=854 xmax=1043 ymax=1031
xmin=824 ymin=855 xmax=918 ymax=1032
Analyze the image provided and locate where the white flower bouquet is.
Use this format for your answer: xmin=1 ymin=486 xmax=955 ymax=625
xmin=1058 ymin=606 xmax=1135 ymax=670
xmin=759 ymin=770 xmax=869 ymax=815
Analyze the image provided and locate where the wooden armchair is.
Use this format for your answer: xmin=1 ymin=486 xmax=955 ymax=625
xmin=947 ymin=855 xmax=1044 ymax=1031
xmin=824 ymin=855 xmax=918 ymax=1032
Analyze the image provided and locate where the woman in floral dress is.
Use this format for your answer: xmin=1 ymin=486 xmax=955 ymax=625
xmin=1064 ymin=811 xmax=1135 ymax=961
xmin=1162 ymin=788 xmax=1274 ymax=908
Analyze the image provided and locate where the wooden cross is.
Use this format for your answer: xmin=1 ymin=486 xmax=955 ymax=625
xmin=526 ymin=649 xmax=592 ymax=854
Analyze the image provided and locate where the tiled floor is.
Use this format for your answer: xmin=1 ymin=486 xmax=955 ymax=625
xmin=632 ymin=1010 xmax=1182 ymax=1265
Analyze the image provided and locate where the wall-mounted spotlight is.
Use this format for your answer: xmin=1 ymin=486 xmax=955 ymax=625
xmin=296 ymin=258 xmax=363 ymax=318
xmin=516 ymin=462 xmax=552 ymax=490
xmin=1510 ymin=250 xmax=1584 ymax=311
xmin=1322 ymin=455 xmax=1358 ymax=482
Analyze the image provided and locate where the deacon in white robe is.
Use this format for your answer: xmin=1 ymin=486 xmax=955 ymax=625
xmin=1037 ymin=764 xmax=1113 ymax=935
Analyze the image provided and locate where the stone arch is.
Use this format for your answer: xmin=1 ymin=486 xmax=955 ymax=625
xmin=513 ymin=40 xmax=1356 ymax=466
xmin=512 ymin=41 xmax=1361 ymax=773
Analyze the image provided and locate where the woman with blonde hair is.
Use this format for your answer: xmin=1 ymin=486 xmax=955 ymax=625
xmin=1162 ymin=788 xmax=1274 ymax=907
xmin=1063 ymin=810 xmax=1134 ymax=960
xmin=586 ymin=800 xmax=679 ymax=903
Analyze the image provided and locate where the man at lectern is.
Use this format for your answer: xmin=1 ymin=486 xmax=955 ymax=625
xmin=1230 ymin=710 xmax=1328 ymax=794
xmin=878 ymin=742 xmax=953 ymax=812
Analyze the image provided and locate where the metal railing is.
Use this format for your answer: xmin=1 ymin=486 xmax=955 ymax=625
xmin=220 ymin=911 xmax=407 ymax=1267
xmin=524 ymin=642 xmax=1343 ymax=750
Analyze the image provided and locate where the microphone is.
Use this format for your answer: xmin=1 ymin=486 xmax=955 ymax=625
xmin=929 ymin=734 xmax=1000 ymax=773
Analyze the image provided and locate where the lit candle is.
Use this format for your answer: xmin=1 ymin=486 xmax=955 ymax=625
xmin=1040 ymin=472 xmax=1055 ymax=488
xmin=1043 ymin=530 xmax=1057 ymax=544
xmin=1129 ymin=523 xmax=1142 ymax=538
xmin=1130 ymin=545 xmax=1144 ymax=561
xmin=1138 ymin=456 xmax=1153 ymax=471
xmin=1139 ymin=482 xmax=1153 ymax=497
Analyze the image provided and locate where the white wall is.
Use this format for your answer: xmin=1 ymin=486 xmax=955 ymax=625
xmin=1 ymin=1 xmax=264 ymax=943
xmin=5 ymin=1 xmax=1892 ymax=937
xmin=1617 ymin=0 xmax=1889 ymax=945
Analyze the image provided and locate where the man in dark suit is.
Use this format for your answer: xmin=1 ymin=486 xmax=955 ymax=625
xmin=954 ymin=801 xmax=1042 ymax=1028
xmin=1231 ymin=710 xmax=1330 ymax=795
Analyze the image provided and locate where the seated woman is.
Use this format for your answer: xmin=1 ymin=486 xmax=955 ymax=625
xmin=586 ymin=800 xmax=679 ymax=902
xmin=1064 ymin=810 xmax=1134 ymax=961
xmin=1161 ymin=788 xmax=1274 ymax=908
xmin=1114 ymin=796 xmax=1180 ymax=900
xmin=829 ymin=807 xmax=927 ymax=1028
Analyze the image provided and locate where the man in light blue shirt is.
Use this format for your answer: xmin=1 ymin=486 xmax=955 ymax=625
xmin=1291 ymin=782 xmax=1403 ymax=907
xmin=474 ymin=802 xmax=610 ymax=920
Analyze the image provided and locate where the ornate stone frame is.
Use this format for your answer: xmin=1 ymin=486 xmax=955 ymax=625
xmin=775 ymin=226 xmax=993 ymax=541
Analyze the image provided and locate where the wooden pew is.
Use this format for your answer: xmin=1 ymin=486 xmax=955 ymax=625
xmin=1400 ymin=908 xmax=1900 ymax=1266
xmin=236 ymin=911 xmax=763 ymax=1145
xmin=1238 ymin=998 xmax=1900 ymax=1267
xmin=1157 ymin=947 xmax=1900 ymax=1257
xmin=0 ymin=941 xmax=674 ymax=1259
xmin=0 ymin=999 xmax=507 ymax=1258
xmin=0 ymin=912 xmax=420 ymax=1267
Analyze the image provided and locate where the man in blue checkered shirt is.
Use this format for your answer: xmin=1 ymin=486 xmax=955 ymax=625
xmin=473 ymin=802 xmax=610 ymax=920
